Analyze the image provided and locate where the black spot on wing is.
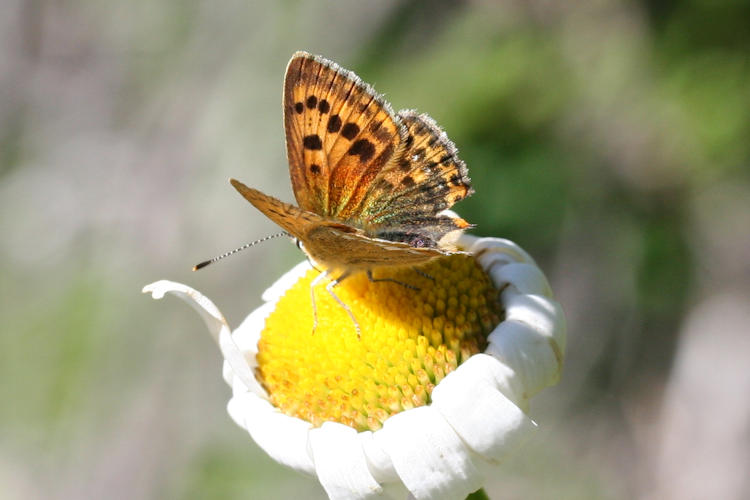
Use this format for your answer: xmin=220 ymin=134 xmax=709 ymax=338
xmin=348 ymin=139 xmax=375 ymax=163
xmin=310 ymin=164 xmax=321 ymax=174
xmin=294 ymin=102 xmax=304 ymax=114
xmin=341 ymin=123 xmax=360 ymax=140
xmin=303 ymin=135 xmax=323 ymax=150
xmin=401 ymin=175 xmax=415 ymax=187
xmin=376 ymin=130 xmax=391 ymax=143
xmin=327 ymin=115 xmax=342 ymax=133
xmin=306 ymin=95 xmax=317 ymax=109
xmin=318 ymin=99 xmax=330 ymax=113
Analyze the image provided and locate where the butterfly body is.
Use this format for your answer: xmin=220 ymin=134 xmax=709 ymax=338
xmin=230 ymin=181 xmax=459 ymax=275
xmin=232 ymin=51 xmax=474 ymax=278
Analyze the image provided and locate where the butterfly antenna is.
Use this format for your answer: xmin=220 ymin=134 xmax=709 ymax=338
xmin=192 ymin=231 xmax=290 ymax=271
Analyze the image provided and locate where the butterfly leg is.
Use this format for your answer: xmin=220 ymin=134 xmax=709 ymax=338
xmin=366 ymin=270 xmax=420 ymax=291
xmin=326 ymin=272 xmax=361 ymax=338
xmin=297 ymin=240 xmax=325 ymax=274
xmin=309 ymin=270 xmax=329 ymax=334
xmin=305 ymin=255 xmax=324 ymax=274
xmin=411 ymin=266 xmax=436 ymax=282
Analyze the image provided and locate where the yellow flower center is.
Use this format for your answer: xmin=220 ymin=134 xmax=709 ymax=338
xmin=256 ymin=255 xmax=502 ymax=431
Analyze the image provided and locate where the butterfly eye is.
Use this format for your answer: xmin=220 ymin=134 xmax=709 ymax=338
xmin=295 ymin=238 xmax=305 ymax=251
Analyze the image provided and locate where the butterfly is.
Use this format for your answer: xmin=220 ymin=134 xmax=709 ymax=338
xmin=230 ymin=51 xmax=474 ymax=334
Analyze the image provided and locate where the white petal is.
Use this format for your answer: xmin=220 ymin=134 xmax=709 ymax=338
xmin=431 ymin=354 xmax=536 ymax=463
xmin=358 ymin=431 xmax=399 ymax=483
xmin=463 ymin=237 xmax=565 ymax=400
xmin=223 ymin=360 xmax=267 ymax=399
xmin=228 ymin=389 xmax=316 ymax=476
xmin=222 ymin=362 xmax=235 ymax=389
xmin=309 ymin=422 xmax=385 ymax=499
xmin=488 ymin=262 xmax=553 ymax=298
xmin=376 ymin=406 xmax=483 ymax=500
xmin=142 ymin=280 xmax=227 ymax=343
xmin=261 ymin=260 xmax=312 ymax=303
xmin=469 ymin=352 xmax=528 ymax=411
xmin=486 ymin=320 xmax=562 ymax=398
xmin=476 ymin=251 xmax=521 ymax=272
xmin=502 ymin=289 xmax=567 ymax=354
xmin=377 ymin=481 xmax=410 ymax=500
xmin=233 ymin=301 xmax=276 ymax=361
xmin=142 ymin=280 xmax=256 ymax=392
xmin=455 ymin=233 xmax=477 ymax=252
xmin=220 ymin=264 xmax=311 ymax=393
xmin=464 ymin=237 xmax=536 ymax=265
xmin=221 ymin=301 xmax=276 ymax=395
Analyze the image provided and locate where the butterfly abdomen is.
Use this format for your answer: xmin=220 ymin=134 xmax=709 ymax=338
xmin=373 ymin=231 xmax=438 ymax=249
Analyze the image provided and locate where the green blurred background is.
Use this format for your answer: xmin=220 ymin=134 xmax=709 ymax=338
xmin=2 ymin=1 xmax=749 ymax=498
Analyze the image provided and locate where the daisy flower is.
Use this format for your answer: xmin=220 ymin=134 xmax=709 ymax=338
xmin=143 ymin=234 xmax=565 ymax=499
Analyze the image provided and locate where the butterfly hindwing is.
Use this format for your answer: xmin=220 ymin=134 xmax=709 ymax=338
xmin=353 ymin=111 xmax=473 ymax=247
xmin=284 ymin=52 xmax=404 ymax=221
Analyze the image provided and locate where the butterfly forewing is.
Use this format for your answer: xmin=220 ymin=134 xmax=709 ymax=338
xmin=284 ymin=52 xmax=404 ymax=221
xmin=229 ymin=179 xmax=315 ymax=242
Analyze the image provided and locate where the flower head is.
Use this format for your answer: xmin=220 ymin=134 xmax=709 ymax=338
xmin=259 ymin=253 xmax=499 ymax=431
xmin=143 ymin=235 xmax=565 ymax=499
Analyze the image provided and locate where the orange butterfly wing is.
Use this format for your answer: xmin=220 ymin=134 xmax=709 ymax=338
xmin=283 ymin=52 xmax=405 ymax=220
xmin=283 ymin=52 xmax=474 ymax=252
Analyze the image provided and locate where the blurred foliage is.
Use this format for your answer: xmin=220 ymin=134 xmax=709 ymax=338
xmin=1 ymin=0 xmax=749 ymax=499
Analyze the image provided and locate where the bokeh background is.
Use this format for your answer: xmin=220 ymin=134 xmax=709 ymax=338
xmin=2 ymin=1 xmax=749 ymax=498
